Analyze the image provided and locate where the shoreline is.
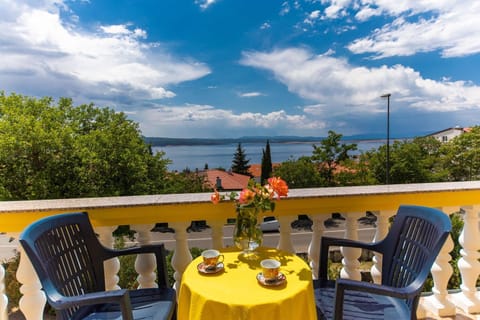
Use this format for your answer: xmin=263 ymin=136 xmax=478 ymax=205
xmin=144 ymin=136 xmax=398 ymax=147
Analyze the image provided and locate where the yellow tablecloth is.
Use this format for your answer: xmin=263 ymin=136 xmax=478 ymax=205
xmin=178 ymin=247 xmax=317 ymax=320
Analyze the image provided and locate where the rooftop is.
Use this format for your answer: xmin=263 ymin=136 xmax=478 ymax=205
xmin=202 ymin=169 xmax=250 ymax=190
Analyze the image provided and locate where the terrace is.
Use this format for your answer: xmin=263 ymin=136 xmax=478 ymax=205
xmin=1 ymin=181 xmax=479 ymax=319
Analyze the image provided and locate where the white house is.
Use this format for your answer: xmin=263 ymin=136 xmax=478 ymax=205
xmin=426 ymin=126 xmax=471 ymax=143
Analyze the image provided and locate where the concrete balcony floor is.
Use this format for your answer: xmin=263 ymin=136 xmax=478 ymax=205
xmin=424 ymin=310 xmax=477 ymax=320
xmin=7 ymin=300 xmax=476 ymax=320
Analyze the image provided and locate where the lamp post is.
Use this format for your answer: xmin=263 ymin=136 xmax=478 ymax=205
xmin=381 ymin=93 xmax=391 ymax=184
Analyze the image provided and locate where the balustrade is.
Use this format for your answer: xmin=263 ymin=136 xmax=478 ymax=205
xmin=132 ymin=224 xmax=158 ymax=289
xmin=308 ymin=214 xmax=328 ymax=279
xmin=451 ymin=205 xmax=480 ymax=314
xmin=370 ymin=210 xmax=395 ymax=284
xmin=1 ymin=181 xmax=480 ymax=319
xmin=209 ymin=219 xmax=225 ymax=250
xmin=170 ymin=221 xmax=192 ymax=291
xmin=423 ymin=206 xmax=457 ymax=316
xmin=17 ymin=246 xmax=45 ymax=320
xmin=340 ymin=212 xmax=363 ymax=281
xmin=97 ymin=226 xmax=121 ymax=290
xmin=277 ymin=215 xmax=296 ymax=253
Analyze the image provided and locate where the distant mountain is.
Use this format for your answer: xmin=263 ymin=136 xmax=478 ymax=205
xmin=143 ymin=134 xmax=412 ymax=146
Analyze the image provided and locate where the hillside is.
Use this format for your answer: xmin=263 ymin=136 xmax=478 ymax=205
xmin=143 ymin=134 xmax=397 ymax=147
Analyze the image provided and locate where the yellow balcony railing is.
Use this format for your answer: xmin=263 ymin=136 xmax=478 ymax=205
xmin=1 ymin=181 xmax=479 ymax=319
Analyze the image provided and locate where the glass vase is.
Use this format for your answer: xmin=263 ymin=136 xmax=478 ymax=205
xmin=233 ymin=207 xmax=263 ymax=257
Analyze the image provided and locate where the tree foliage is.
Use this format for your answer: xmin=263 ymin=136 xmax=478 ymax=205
xmin=260 ymin=140 xmax=272 ymax=184
xmin=311 ymin=130 xmax=358 ymax=186
xmin=3 ymin=91 xmax=480 ymax=199
xmin=0 ymin=92 xmax=204 ymax=200
xmin=364 ymin=137 xmax=445 ymax=184
xmin=163 ymin=171 xmax=209 ymax=194
xmin=231 ymin=142 xmax=251 ymax=175
xmin=439 ymin=126 xmax=480 ymax=181
xmin=274 ymin=129 xmax=480 ymax=188
xmin=335 ymin=156 xmax=377 ymax=186
xmin=274 ymin=156 xmax=324 ymax=188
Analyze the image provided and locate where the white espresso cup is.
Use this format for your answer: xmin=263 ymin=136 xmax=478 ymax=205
xmin=260 ymin=259 xmax=281 ymax=281
xmin=201 ymin=249 xmax=224 ymax=269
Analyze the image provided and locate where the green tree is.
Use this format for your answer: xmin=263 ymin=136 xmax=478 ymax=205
xmin=162 ymin=171 xmax=209 ymax=193
xmin=365 ymin=137 xmax=445 ymax=184
xmin=0 ymin=92 xmax=173 ymax=200
xmin=274 ymin=156 xmax=324 ymax=188
xmin=440 ymin=126 xmax=480 ymax=181
xmin=231 ymin=142 xmax=251 ymax=175
xmin=335 ymin=156 xmax=377 ymax=186
xmin=261 ymin=140 xmax=272 ymax=184
xmin=311 ymin=130 xmax=357 ymax=186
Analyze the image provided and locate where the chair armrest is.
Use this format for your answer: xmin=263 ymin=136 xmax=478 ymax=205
xmin=103 ymin=244 xmax=170 ymax=287
xmin=336 ymin=278 xmax=413 ymax=299
xmin=52 ymin=289 xmax=134 ymax=320
xmin=319 ymin=237 xmax=380 ymax=280
xmin=333 ymin=278 xmax=415 ymax=319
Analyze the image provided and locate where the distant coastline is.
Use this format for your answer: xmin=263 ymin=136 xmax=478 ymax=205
xmin=150 ymin=137 xmax=414 ymax=171
xmin=143 ymin=135 xmax=403 ymax=147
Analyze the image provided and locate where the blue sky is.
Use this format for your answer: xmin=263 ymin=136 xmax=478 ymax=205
xmin=1 ymin=0 xmax=480 ymax=139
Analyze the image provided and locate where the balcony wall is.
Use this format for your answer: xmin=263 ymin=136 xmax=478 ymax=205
xmin=0 ymin=181 xmax=480 ymax=319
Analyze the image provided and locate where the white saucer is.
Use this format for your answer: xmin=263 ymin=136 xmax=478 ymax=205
xmin=256 ymin=272 xmax=286 ymax=286
xmin=197 ymin=262 xmax=224 ymax=274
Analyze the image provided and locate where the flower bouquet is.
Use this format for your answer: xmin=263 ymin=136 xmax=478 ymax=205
xmin=211 ymin=177 xmax=288 ymax=255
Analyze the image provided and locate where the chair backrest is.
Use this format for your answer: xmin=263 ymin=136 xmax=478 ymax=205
xmin=20 ymin=212 xmax=108 ymax=318
xmin=378 ymin=205 xmax=451 ymax=310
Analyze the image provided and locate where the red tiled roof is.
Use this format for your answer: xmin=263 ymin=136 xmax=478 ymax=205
xmin=203 ymin=169 xmax=251 ymax=190
xmin=248 ymin=163 xmax=280 ymax=178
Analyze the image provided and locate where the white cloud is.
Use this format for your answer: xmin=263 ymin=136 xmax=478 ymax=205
xmin=303 ymin=10 xmax=321 ymax=25
xmin=349 ymin=5 xmax=480 ymax=58
xmin=240 ymin=47 xmax=480 ymax=115
xmin=355 ymin=6 xmax=382 ymax=21
xmin=100 ymin=24 xmax=131 ymax=35
xmin=319 ymin=0 xmax=451 ymax=20
xmin=323 ymin=48 xmax=336 ymax=56
xmin=317 ymin=0 xmax=480 ymax=58
xmin=239 ymin=92 xmax=264 ymax=98
xmin=195 ymin=0 xmax=218 ymax=10
xmin=280 ymin=1 xmax=290 ymax=16
xmin=0 ymin=1 xmax=210 ymax=105
xmin=99 ymin=25 xmax=147 ymax=39
xmin=324 ymin=1 xmax=349 ymax=19
xmin=3 ymin=0 xmax=477 ymax=139
xmin=260 ymin=22 xmax=271 ymax=30
xmin=302 ymin=103 xmax=328 ymax=116
xmin=131 ymin=103 xmax=325 ymax=138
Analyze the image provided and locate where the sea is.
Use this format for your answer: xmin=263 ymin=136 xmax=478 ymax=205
xmin=153 ymin=140 xmax=386 ymax=172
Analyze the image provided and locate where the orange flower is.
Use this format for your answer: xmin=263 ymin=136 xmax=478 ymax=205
xmin=268 ymin=177 xmax=289 ymax=198
xmin=210 ymin=177 xmax=288 ymax=215
xmin=262 ymin=185 xmax=274 ymax=200
xmin=238 ymin=188 xmax=256 ymax=205
xmin=210 ymin=190 xmax=221 ymax=204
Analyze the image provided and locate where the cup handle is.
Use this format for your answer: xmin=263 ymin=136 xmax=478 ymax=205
xmin=217 ymin=254 xmax=224 ymax=264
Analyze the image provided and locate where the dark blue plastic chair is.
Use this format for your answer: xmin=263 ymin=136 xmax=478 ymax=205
xmin=20 ymin=212 xmax=176 ymax=320
xmin=314 ymin=205 xmax=452 ymax=320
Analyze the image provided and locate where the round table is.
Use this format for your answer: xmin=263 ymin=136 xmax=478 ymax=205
xmin=178 ymin=247 xmax=317 ymax=320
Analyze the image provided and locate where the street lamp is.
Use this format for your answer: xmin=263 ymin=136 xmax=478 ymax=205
xmin=381 ymin=93 xmax=391 ymax=184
